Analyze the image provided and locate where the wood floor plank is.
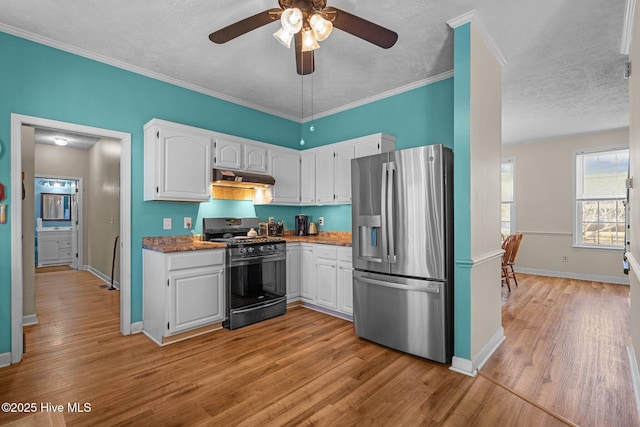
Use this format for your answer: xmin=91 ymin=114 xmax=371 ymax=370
xmin=0 ymin=270 xmax=637 ymax=426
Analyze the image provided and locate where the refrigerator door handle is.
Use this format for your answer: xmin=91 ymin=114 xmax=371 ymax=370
xmin=387 ymin=162 xmax=397 ymax=263
xmin=380 ymin=162 xmax=389 ymax=262
xmin=356 ymin=275 xmax=441 ymax=294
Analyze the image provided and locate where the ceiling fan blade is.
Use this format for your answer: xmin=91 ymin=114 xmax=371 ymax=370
xmin=294 ymin=33 xmax=315 ymax=75
xmin=209 ymin=9 xmax=281 ymax=44
xmin=327 ymin=7 xmax=398 ymax=49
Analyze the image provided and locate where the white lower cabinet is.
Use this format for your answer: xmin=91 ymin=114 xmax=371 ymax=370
xmin=286 ymin=244 xmax=302 ymax=302
xmin=143 ymin=249 xmax=225 ymax=345
xmin=300 ymin=244 xmax=315 ymax=302
xmin=37 ymin=228 xmax=73 ymax=267
xmin=314 ymin=246 xmax=338 ymax=310
xmin=337 ymin=247 xmax=353 ymax=315
xmin=290 ymin=242 xmax=353 ymax=319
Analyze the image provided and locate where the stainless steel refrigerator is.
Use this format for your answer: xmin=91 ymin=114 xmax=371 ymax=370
xmin=351 ymin=144 xmax=453 ymax=363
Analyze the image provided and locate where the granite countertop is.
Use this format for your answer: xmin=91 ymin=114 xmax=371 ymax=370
xmin=142 ymin=231 xmax=352 ymax=253
xmin=282 ymin=231 xmax=352 ymax=247
xmin=142 ymin=235 xmax=226 ymax=253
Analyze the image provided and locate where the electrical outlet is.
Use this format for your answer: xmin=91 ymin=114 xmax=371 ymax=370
xmin=562 ymin=255 xmax=569 ymax=262
xmin=184 ymin=217 xmax=192 ymax=229
xmin=318 ymin=217 xmax=324 ymax=226
xmin=163 ymin=218 xmax=172 ymax=230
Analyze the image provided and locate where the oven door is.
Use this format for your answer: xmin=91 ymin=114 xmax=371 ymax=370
xmin=225 ymin=252 xmax=286 ymax=329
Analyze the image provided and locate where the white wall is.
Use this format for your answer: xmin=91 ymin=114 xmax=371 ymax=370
xmin=87 ymin=138 xmax=121 ymax=282
xmin=502 ymin=128 xmax=629 ymax=284
xmin=628 ymin=1 xmax=640 ymax=378
xmin=469 ymin=23 xmax=503 ymax=362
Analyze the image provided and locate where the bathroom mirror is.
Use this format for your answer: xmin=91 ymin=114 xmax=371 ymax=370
xmin=41 ymin=193 xmax=71 ymax=221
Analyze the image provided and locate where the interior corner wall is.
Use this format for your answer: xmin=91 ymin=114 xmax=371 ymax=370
xmin=452 ymin=22 xmax=473 ymax=361
xmin=87 ymin=138 xmax=121 ymax=282
xmin=502 ymin=129 xmax=629 ymax=283
xmin=452 ymin=20 xmax=503 ymax=367
xmin=628 ymin=3 xmax=640 ymax=373
xmin=468 ymin=24 xmax=503 ymax=360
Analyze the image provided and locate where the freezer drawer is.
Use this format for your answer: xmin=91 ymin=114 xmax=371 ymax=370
xmin=353 ymin=270 xmax=450 ymax=363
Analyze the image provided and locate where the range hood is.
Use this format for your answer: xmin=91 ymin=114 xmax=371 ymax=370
xmin=212 ymin=168 xmax=276 ymax=189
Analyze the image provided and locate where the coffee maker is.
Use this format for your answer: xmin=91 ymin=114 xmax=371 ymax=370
xmin=295 ymin=214 xmax=308 ymax=236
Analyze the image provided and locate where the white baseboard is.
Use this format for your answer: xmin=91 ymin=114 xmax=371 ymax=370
xmin=300 ymin=302 xmax=353 ymax=322
xmin=22 ymin=314 xmax=38 ymax=326
xmin=450 ymin=326 xmax=505 ymax=377
xmin=86 ymin=266 xmax=120 ymax=289
xmin=628 ymin=345 xmax=640 ymax=414
xmin=516 ymin=267 xmax=630 ymax=285
xmin=130 ymin=322 xmax=143 ymax=334
xmin=0 ymin=352 xmax=11 ymax=368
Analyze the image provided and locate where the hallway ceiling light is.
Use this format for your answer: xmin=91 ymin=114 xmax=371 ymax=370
xmin=53 ymin=137 xmax=68 ymax=146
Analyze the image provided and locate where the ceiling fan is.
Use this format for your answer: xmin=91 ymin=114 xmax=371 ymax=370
xmin=209 ymin=0 xmax=398 ymax=75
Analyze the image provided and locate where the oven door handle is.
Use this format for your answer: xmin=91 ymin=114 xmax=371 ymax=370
xmin=230 ymin=297 xmax=286 ymax=314
xmin=228 ymin=253 xmax=286 ymax=267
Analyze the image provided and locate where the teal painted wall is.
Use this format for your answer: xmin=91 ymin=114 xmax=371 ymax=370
xmin=0 ymin=32 xmax=299 ymax=353
xmin=0 ymin=31 xmax=455 ymax=355
xmin=452 ymin=23 xmax=472 ymax=360
xmin=262 ymin=79 xmax=455 ymax=233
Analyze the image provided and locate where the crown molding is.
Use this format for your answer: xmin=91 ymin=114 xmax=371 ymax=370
xmin=621 ymin=0 xmax=637 ymax=55
xmin=446 ymin=9 xmax=507 ymax=67
xmin=0 ymin=23 xmax=302 ymax=122
xmin=0 ymin=24 xmax=454 ymax=125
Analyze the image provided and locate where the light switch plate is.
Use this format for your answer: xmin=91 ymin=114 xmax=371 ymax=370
xmin=163 ymin=218 xmax=172 ymax=230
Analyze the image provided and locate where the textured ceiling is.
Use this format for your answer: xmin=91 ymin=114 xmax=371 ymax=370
xmin=0 ymin=0 xmax=631 ymax=144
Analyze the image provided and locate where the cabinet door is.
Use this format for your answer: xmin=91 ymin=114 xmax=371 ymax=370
xmin=157 ymin=128 xmax=211 ymax=201
xmin=300 ymin=151 xmax=316 ymax=205
xmin=300 ymin=245 xmax=315 ymax=302
xmin=214 ymin=137 xmax=242 ymax=170
xmin=286 ymin=245 xmax=302 ymax=301
xmin=271 ymin=150 xmax=301 ymax=204
xmin=338 ymin=262 xmax=353 ymax=315
xmin=354 ymin=139 xmax=381 ymax=158
xmin=245 ymin=144 xmax=268 ymax=173
xmin=334 ymin=145 xmax=354 ymax=203
xmin=168 ymin=267 xmax=224 ymax=334
xmin=315 ymin=149 xmax=335 ymax=204
xmin=315 ymin=259 xmax=338 ymax=310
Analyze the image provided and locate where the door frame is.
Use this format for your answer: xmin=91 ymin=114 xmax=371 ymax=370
xmin=11 ymin=114 xmax=132 ymax=363
xmin=34 ymin=175 xmax=83 ymax=270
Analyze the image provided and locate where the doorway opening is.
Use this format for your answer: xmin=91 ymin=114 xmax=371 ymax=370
xmin=10 ymin=114 xmax=132 ymax=364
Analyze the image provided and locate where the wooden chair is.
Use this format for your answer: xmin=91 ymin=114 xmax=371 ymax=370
xmin=501 ymin=233 xmax=523 ymax=291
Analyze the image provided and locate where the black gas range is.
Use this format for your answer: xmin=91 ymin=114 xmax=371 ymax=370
xmin=203 ymin=217 xmax=287 ymax=330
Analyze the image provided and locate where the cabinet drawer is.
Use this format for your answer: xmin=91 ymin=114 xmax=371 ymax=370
xmin=59 ymin=249 xmax=73 ymax=258
xmin=168 ymin=250 xmax=224 ymax=271
xmin=338 ymin=247 xmax=352 ymax=263
xmin=314 ymin=245 xmax=337 ymax=260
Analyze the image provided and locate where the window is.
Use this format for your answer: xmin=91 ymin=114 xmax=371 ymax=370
xmin=501 ymin=159 xmax=515 ymax=236
xmin=575 ymin=147 xmax=629 ymax=248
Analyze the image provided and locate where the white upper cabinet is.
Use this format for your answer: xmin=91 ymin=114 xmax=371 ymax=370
xmin=244 ymin=143 xmax=268 ymax=173
xmin=300 ymin=151 xmax=316 ymax=204
xmin=213 ymin=136 xmax=269 ymax=173
xmin=353 ymin=133 xmax=396 ymax=159
xmin=334 ymin=145 xmax=355 ymax=203
xmin=270 ymin=147 xmax=300 ymax=204
xmin=302 ymin=133 xmax=395 ymax=206
xmin=314 ymin=149 xmax=336 ymax=204
xmin=144 ymin=119 xmax=212 ymax=202
xmin=213 ymin=136 xmax=242 ymax=170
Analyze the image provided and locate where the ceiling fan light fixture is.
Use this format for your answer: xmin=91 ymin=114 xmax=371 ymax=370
xmin=273 ymin=27 xmax=294 ymax=48
xmin=301 ymin=28 xmax=320 ymax=52
xmin=309 ymin=13 xmax=332 ymax=41
xmin=281 ymin=8 xmax=303 ymax=34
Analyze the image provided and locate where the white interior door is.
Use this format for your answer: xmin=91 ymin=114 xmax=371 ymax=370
xmin=70 ymin=182 xmax=79 ymax=270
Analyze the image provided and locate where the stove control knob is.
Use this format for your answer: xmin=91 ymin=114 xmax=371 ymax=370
xmin=247 ymin=247 xmax=255 ymax=253
xmin=258 ymin=246 xmax=265 ymax=252
xmin=238 ymin=247 xmax=246 ymax=254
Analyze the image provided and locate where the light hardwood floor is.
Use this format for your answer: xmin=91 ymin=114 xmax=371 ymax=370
xmin=0 ymin=270 xmax=637 ymax=426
